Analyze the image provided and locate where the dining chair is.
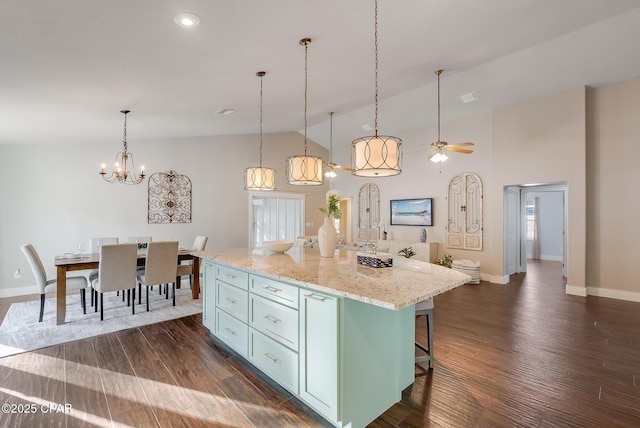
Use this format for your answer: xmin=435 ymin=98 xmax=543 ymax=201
xmin=177 ymin=235 xmax=208 ymax=288
xmin=91 ymin=243 xmax=138 ymax=321
xmin=415 ymin=299 xmax=434 ymax=369
xmin=21 ymin=244 xmax=88 ymax=322
xmin=137 ymin=241 xmax=179 ymax=311
xmin=87 ymin=237 xmax=119 ymax=306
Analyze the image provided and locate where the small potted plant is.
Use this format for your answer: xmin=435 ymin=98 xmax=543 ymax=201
xmin=398 ymin=247 xmax=416 ymax=258
xmin=435 ymin=253 xmax=453 ymax=268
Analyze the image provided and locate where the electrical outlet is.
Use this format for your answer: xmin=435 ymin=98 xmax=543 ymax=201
xmin=14 ymin=268 xmax=21 ymax=279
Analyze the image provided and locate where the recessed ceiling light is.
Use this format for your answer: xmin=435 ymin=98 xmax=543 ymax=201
xmin=174 ymin=13 xmax=200 ymax=28
xmin=361 ymin=124 xmax=373 ymax=131
xmin=216 ymin=108 xmax=235 ymax=115
xmin=459 ymin=91 xmax=479 ymax=104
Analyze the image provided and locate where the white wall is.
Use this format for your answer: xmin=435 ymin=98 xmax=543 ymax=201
xmin=0 ymin=131 xmax=328 ymax=297
xmin=586 ymin=77 xmax=640 ymax=298
xmin=526 ymin=191 xmax=564 ymax=260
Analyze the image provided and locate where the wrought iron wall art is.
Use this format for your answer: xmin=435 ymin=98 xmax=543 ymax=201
xmin=148 ymin=170 xmax=192 ymax=223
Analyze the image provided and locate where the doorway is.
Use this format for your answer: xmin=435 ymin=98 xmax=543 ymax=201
xmin=504 ymin=182 xmax=568 ymax=280
xmin=248 ymin=192 xmax=305 ymax=248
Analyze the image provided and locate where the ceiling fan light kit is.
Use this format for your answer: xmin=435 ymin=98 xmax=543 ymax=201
xmin=325 ymin=112 xmax=354 ymax=178
xmin=351 ymin=0 xmax=402 ymax=178
xmin=429 ymin=69 xmax=474 ymax=164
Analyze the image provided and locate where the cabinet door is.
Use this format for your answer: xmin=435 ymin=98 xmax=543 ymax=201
xmin=202 ymin=262 xmax=216 ymax=331
xmin=299 ymin=289 xmax=339 ymax=422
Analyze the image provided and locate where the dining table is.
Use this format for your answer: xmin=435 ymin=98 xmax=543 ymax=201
xmin=54 ymin=249 xmax=201 ymax=325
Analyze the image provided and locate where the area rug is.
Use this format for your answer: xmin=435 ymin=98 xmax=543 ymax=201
xmin=0 ymin=285 xmax=202 ymax=359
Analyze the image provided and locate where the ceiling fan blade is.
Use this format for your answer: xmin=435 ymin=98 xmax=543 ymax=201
xmin=447 ymin=147 xmax=474 ymax=154
xmin=427 ymin=151 xmax=437 ymax=160
xmin=450 ymin=142 xmax=475 ymax=147
xmin=335 ymin=164 xmax=355 ymax=172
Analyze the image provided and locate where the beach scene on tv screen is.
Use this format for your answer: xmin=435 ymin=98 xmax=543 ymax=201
xmin=391 ymin=199 xmax=432 ymax=226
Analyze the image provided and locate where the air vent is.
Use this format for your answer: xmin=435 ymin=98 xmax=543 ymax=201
xmin=459 ymin=92 xmax=479 ymax=104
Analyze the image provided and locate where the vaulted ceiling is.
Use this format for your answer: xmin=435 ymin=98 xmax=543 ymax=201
xmin=2 ymin=0 xmax=640 ymax=150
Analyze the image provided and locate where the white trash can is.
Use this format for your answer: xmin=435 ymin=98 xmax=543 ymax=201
xmin=452 ymin=259 xmax=480 ymax=284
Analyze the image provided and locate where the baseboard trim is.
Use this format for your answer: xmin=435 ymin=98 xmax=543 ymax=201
xmin=587 ymin=287 xmax=640 ymax=303
xmin=566 ymin=284 xmax=587 ymax=297
xmin=487 ymin=274 xmax=509 ymax=284
xmin=0 ymin=285 xmax=39 ymax=299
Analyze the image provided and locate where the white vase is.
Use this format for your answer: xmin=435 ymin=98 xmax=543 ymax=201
xmin=318 ymin=217 xmax=338 ymax=257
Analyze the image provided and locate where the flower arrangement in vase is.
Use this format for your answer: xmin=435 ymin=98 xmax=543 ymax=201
xmin=318 ymin=190 xmax=342 ymax=257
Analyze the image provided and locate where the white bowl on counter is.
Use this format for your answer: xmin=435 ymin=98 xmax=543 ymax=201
xmin=263 ymin=240 xmax=294 ymax=253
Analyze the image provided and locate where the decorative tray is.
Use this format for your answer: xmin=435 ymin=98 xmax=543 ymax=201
xmin=356 ymin=252 xmax=393 ymax=268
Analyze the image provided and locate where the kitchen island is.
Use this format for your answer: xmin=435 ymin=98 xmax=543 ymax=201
xmin=196 ymin=247 xmax=470 ymax=428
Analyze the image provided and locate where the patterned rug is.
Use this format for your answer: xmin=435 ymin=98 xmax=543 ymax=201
xmin=0 ymin=284 xmax=202 ymax=359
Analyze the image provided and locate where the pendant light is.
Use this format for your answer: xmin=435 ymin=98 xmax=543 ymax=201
xmin=245 ymin=71 xmax=276 ymax=191
xmin=351 ymin=0 xmax=402 ymax=177
xmin=99 ymin=109 xmax=145 ymax=184
xmin=325 ymin=112 xmax=337 ymax=178
xmin=286 ymin=38 xmax=324 ymax=185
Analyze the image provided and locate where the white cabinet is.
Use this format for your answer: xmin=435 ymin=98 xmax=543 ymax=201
xmin=299 ymin=290 xmax=339 ymax=421
xmin=202 ymin=260 xmax=410 ymax=428
xmin=202 ymin=262 xmax=216 ymax=331
xmin=377 ymin=240 xmax=438 ymax=263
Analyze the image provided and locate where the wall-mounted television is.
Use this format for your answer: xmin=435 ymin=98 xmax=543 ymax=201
xmin=390 ymin=198 xmax=433 ymax=226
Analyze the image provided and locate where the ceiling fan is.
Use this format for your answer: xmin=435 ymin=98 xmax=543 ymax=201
xmin=428 ymin=69 xmax=474 ymax=163
xmin=325 ymin=112 xmax=354 ymax=177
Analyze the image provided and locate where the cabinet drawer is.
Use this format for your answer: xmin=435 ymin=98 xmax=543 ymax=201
xmin=216 ymin=281 xmax=248 ymax=323
xmin=249 ymin=329 xmax=298 ymax=394
xmin=250 ymin=275 xmax=298 ymax=309
xmin=216 ymin=264 xmax=249 ymax=290
xmin=215 ymin=309 xmax=248 ymax=357
xmin=249 ymin=294 xmax=299 ymax=351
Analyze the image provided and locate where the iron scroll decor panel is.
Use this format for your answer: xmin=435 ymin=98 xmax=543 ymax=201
xmin=148 ymin=170 xmax=192 ymax=223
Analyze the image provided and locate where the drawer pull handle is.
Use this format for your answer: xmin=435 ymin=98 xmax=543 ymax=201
xmin=264 ymin=315 xmax=280 ymax=324
xmin=304 ymin=293 xmax=327 ymax=302
xmin=263 ymin=353 xmax=278 ymax=363
xmin=263 ymin=286 xmax=282 ymax=293
xmin=225 ymin=297 xmax=237 ymax=304
xmin=224 ymin=328 xmax=237 ymax=336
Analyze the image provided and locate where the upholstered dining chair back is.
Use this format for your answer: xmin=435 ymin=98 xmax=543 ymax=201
xmin=143 ymin=241 xmax=179 ymax=285
xmin=89 ymin=237 xmax=119 ymax=254
xmin=192 ymin=236 xmax=208 ymax=251
xmin=95 ymin=244 xmax=138 ymax=293
xmin=21 ymin=243 xmax=88 ymax=322
xmin=20 ymin=244 xmax=48 ymax=292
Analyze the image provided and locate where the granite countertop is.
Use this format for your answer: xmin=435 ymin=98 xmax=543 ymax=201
xmin=195 ymin=247 xmax=471 ymax=310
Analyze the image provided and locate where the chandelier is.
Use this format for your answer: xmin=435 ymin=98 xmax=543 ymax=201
xmin=99 ymin=109 xmax=145 ymax=184
xmin=245 ymin=71 xmax=276 ymax=191
xmin=286 ymin=38 xmax=324 ymax=186
xmin=351 ymin=0 xmax=402 ymax=177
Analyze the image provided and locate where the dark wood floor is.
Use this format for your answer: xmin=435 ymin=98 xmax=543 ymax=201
xmin=1 ymin=260 xmax=639 ymax=427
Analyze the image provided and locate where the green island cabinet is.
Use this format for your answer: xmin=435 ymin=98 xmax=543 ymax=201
xmin=202 ymin=259 xmax=415 ymax=428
